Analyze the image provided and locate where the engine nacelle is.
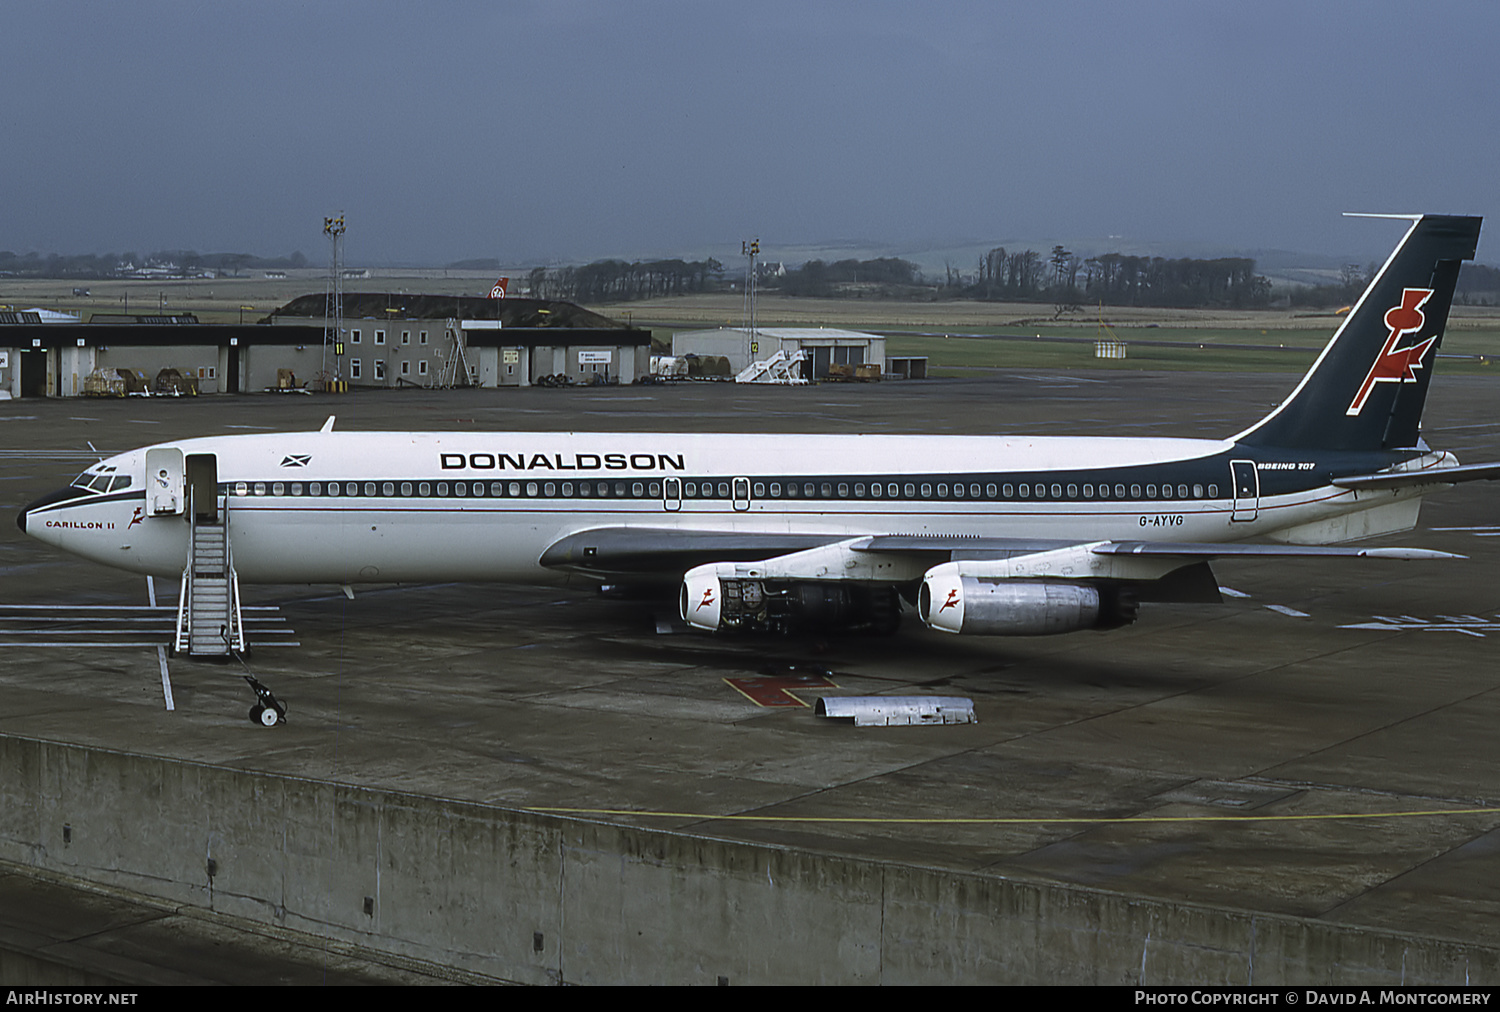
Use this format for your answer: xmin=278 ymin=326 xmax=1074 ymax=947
xmin=919 ymin=564 xmax=1136 ymax=635
xmin=680 ymin=562 xmax=899 ymax=635
xmin=681 ymin=565 xmax=731 ymax=631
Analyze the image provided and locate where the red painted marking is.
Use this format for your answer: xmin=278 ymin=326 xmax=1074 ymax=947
xmin=939 ymin=588 xmax=960 ymax=611
xmin=725 ymin=673 xmax=838 ymax=708
xmin=695 ymin=588 xmax=714 ymax=611
xmin=1347 ymin=287 xmax=1436 ymax=416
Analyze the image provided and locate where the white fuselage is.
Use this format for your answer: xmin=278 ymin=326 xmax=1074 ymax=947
xmin=21 ymin=429 xmax=1425 ymax=585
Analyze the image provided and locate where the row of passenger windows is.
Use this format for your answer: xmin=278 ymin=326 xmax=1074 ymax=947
xmin=231 ymin=479 xmax=1221 ymax=501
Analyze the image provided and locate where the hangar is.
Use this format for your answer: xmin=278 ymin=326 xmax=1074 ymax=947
xmin=671 ymin=326 xmax=887 ymax=379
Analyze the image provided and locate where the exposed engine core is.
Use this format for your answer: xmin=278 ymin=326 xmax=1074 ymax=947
xmin=919 ymin=575 xmax=1137 ymax=635
xmin=680 ymin=569 xmax=901 ymax=635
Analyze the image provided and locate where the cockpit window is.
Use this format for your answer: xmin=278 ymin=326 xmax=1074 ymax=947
xmin=72 ymin=465 xmax=129 ymax=494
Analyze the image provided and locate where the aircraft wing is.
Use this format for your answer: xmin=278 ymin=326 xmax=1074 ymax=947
xmin=1092 ymin=541 xmax=1462 ymax=560
xmin=1332 ymin=462 xmax=1500 ymax=490
xmin=539 ymin=527 xmax=1461 ymax=582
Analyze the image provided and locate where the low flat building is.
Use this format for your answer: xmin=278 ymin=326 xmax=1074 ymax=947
xmin=0 ymin=294 xmax=650 ymax=397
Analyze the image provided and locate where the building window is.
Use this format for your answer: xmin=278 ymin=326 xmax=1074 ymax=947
xmin=400 ymin=360 xmax=410 ymax=376
xmin=420 ymin=330 xmax=428 ymax=345
xmin=418 ymin=360 xmax=428 ymax=376
xmin=375 ymin=330 xmax=385 ymax=345
xmin=374 ymin=359 xmax=385 ymax=380
xmin=350 ymin=359 xmax=361 ymax=379
xmin=351 ymin=329 xmax=361 ymax=344
xmin=401 ymin=331 xmax=410 ymax=345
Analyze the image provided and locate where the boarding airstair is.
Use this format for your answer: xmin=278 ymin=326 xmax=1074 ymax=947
xmin=174 ymin=493 xmax=244 ymax=657
xmin=735 ymin=349 xmax=808 ymax=384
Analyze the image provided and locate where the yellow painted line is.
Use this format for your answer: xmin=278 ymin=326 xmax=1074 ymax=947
xmin=522 ymin=807 xmax=1500 ymax=825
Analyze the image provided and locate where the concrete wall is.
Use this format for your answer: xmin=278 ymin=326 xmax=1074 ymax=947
xmin=2 ymin=733 xmax=1496 ymax=985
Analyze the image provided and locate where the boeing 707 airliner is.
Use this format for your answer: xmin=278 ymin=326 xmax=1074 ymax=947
xmin=16 ymin=214 xmax=1492 ymax=647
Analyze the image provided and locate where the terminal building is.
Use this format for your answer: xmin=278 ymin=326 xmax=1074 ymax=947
xmin=0 ymin=295 xmax=650 ymax=398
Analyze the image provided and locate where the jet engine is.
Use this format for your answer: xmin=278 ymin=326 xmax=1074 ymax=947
xmin=680 ymin=565 xmax=900 ymax=636
xmin=919 ymin=567 xmax=1137 ymax=636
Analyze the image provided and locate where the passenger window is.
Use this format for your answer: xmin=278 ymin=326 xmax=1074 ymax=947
xmin=753 ymin=483 xmax=765 ymax=497
xmin=1147 ymin=485 xmax=1157 ymax=497
xmin=854 ymin=483 xmax=865 ymax=497
xmin=1050 ymin=484 xmax=1061 ymax=498
xmin=1115 ymin=484 xmax=1125 ymax=498
xmin=771 ymin=482 xmax=782 ymax=496
xmin=1019 ymin=484 xmax=1030 ymax=498
xmin=1130 ymin=484 xmax=1141 ymax=498
xmin=889 ymin=483 xmax=899 ymax=497
xmin=632 ymin=482 xmax=643 ymax=496
xmin=986 ymin=483 xmax=997 ymax=497
xmin=526 ymin=482 xmax=537 ymax=496
xmin=804 ymin=483 xmax=815 ymax=497
xmin=1208 ymin=484 xmax=1218 ymax=497
xmin=1067 ymin=484 xmax=1077 ymax=498
xmin=649 ymin=481 xmax=660 ymax=496
xmin=438 ymin=483 xmax=450 ymax=496
xmin=870 ymin=483 xmax=882 ymax=498
xmin=382 ymin=482 xmax=394 ymax=496
xmin=420 ymin=482 xmax=431 ymax=496
xmin=254 ymin=483 xmax=266 ymax=496
xmin=837 ymin=483 xmax=848 ymax=497
xmin=920 ymin=483 xmax=932 ymax=498
xmin=1083 ymin=484 xmax=1093 ymax=498
xmin=1178 ymin=485 xmax=1188 ymax=498
xmin=717 ymin=482 xmax=729 ymax=497
xmin=401 ymin=482 xmax=412 ymax=496
xmin=1193 ymin=484 xmax=1203 ymax=498
xmin=936 ymin=484 xmax=948 ymax=498
xmin=563 ymin=482 xmax=575 ymax=496
xmin=904 ymin=483 xmax=915 ymax=497
xmin=1003 ymin=484 xmax=1014 ymax=497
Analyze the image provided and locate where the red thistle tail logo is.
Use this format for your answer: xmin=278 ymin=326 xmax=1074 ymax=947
xmin=1346 ymin=287 xmax=1437 ymax=416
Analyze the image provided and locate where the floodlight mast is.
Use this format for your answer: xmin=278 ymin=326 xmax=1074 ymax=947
xmin=323 ymin=213 xmax=346 ymax=386
xmin=742 ymin=238 xmax=760 ymax=366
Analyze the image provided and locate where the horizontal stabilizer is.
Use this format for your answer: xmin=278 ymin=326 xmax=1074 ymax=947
xmin=1332 ymin=462 xmax=1500 ymax=490
xmin=1095 ymin=541 xmax=1462 ymax=560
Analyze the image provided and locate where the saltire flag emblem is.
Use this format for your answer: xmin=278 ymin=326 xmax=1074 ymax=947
xmin=1346 ymin=287 xmax=1438 ymax=416
xmin=280 ymin=454 xmax=311 ymax=468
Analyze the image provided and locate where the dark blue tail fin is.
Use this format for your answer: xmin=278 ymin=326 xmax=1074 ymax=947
xmin=1235 ymin=214 xmax=1481 ymax=452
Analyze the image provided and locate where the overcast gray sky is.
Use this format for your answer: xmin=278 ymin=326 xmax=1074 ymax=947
xmin=4 ymin=1 xmax=1495 ymax=266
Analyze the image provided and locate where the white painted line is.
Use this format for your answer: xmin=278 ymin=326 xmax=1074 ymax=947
xmin=146 ymin=576 xmax=156 ymax=608
xmin=1265 ymin=604 xmax=1309 ymax=618
xmin=157 ymin=646 xmax=174 ymax=711
xmin=1218 ymin=586 xmax=1251 ymax=599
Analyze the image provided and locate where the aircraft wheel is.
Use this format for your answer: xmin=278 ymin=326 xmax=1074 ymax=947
xmin=259 ymin=705 xmax=282 ymax=727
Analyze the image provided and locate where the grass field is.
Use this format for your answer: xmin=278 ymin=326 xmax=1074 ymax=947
xmin=4 ymin=274 xmax=1498 ymax=376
